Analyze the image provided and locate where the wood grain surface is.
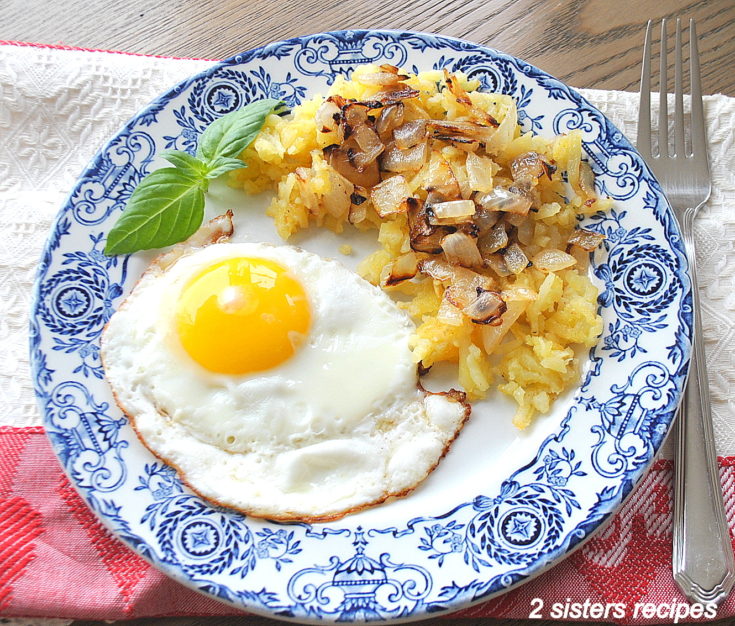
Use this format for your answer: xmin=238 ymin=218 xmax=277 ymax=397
xmin=3 ymin=0 xmax=735 ymax=95
xmin=3 ymin=1 xmax=735 ymax=625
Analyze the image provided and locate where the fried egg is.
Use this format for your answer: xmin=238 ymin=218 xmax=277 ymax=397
xmin=101 ymin=215 xmax=469 ymax=521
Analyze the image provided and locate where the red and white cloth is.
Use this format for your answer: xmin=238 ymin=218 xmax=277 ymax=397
xmin=1 ymin=41 xmax=735 ymax=624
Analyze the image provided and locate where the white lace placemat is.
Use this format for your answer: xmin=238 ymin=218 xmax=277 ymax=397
xmin=2 ymin=43 xmax=733 ymax=454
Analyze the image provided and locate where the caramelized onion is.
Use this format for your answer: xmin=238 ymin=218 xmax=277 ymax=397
xmin=408 ymin=200 xmax=449 ymax=253
xmin=474 ymin=186 xmax=532 ymax=215
xmin=531 ymin=248 xmax=577 ymax=272
xmin=371 ymin=86 xmax=421 ymax=104
xmin=322 ymin=168 xmax=353 ymax=219
xmin=316 ymin=99 xmax=341 ymax=133
xmin=380 ymin=141 xmax=428 ymax=173
xmin=375 ymin=103 xmax=404 ymax=142
xmin=484 ymin=252 xmax=511 ymax=277
xmin=472 ymin=207 xmax=501 ymax=237
xmin=427 ymin=120 xmax=496 ymax=144
xmin=478 ymin=223 xmax=508 ymax=256
xmin=443 ymin=69 xmax=499 ymax=128
xmin=579 ymin=161 xmax=596 ymax=197
xmin=503 ymin=242 xmax=529 ymax=274
xmin=325 ymin=142 xmax=380 ymax=188
xmin=462 ymin=289 xmax=506 ymax=325
xmin=480 ymin=294 xmax=532 ymax=352
xmin=341 ymin=102 xmax=371 ymax=131
xmin=352 ymin=124 xmax=385 ymax=169
xmin=425 ymin=152 xmax=461 ymax=199
xmin=370 ymin=175 xmax=412 ymax=217
xmin=385 ymin=251 xmax=419 ymax=286
xmin=437 ymin=296 xmax=465 ymax=326
xmin=418 ymin=258 xmax=495 ymax=293
xmin=441 ymin=231 xmax=483 ymax=268
xmin=393 ymin=120 xmax=427 ymax=149
xmin=511 ymin=151 xmax=556 ymax=181
xmin=516 ymin=217 xmax=535 ymax=246
xmin=567 ymin=228 xmax=606 ymax=251
xmin=355 ymin=69 xmax=409 ymax=86
xmin=427 ymin=199 xmax=475 ymax=225
xmin=465 ymin=152 xmax=494 ymax=193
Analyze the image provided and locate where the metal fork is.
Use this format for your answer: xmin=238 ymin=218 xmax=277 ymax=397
xmin=638 ymin=18 xmax=735 ymax=606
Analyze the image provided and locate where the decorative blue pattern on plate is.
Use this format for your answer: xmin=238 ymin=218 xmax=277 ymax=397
xmin=29 ymin=30 xmax=692 ymax=621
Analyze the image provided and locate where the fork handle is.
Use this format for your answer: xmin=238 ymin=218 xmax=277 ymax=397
xmin=673 ymin=220 xmax=735 ymax=606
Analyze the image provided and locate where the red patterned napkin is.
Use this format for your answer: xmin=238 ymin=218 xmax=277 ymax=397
xmin=2 ymin=41 xmax=735 ymax=623
xmin=2 ymin=427 xmax=734 ymax=622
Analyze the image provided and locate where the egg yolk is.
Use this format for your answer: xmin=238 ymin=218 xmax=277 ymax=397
xmin=176 ymin=257 xmax=311 ymax=374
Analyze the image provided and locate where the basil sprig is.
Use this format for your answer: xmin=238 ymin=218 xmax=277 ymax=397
xmin=104 ymin=99 xmax=285 ymax=256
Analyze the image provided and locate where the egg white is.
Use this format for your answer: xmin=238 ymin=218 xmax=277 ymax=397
xmin=101 ymin=241 xmax=469 ymax=521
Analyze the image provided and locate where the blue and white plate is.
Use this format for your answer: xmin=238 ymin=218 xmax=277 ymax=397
xmin=30 ymin=30 xmax=691 ymax=622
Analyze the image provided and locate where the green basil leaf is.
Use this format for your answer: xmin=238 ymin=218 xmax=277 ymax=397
xmin=204 ymin=156 xmax=247 ymax=179
xmin=196 ymin=98 xmax=284 ymax=162
xmin=104 ymin=168 xmax=205 ymax=256
xmin=160 ymin=150 xmax=208 ymax=177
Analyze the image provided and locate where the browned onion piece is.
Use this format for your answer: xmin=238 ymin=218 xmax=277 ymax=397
xmin=567 ymin=228 xmax=606 ymax=251
xmin=437 ymin=296 xmax=464 ymax=326
xmin=322 ymin=168 xmax=354 ymax=219
xmin=465 ymin=152 xmax=494 ymax=193
xmin=516 ymin=217 xmax=535 ymax=246
xmin=342 ymin=102 xmax=371 ymax=131
xmin=381 ymin=140 xmax=428 ymax=173
xmin=478 ymin=223 xmax=508 ymax=256
xmin=485 ymin=252 xmax=511 ymax=277
xmin=325 ymin=142 xmax=380 ymax=188
xmin=444 ymin=282 xmax=505 ymax=324
xmin=443 ymin=69 xmax=500 ymax=128
xmin=352 ymin=124 xmax=385 ymax=169
xmin=348 ymin=186 xmax=368 ymax=224
xmin=393 ymin=120 xmax=427 ymax=150
xmin=411 ymin=230 xmax=446 ymax=254
xmin=503 ymin=243 xmax=530 ymax=274
xmin=419 ymin=258 xmax=495 ymax=294
xmin=441 ymin=231 xmax=483 ymax=268
xmin=370 ymin=175 xmax=412 ymax=217
xmin=443 ymin=70 xmax=473 ymax=107
xmin=375 ymin=103 xmax=404 ymax=142
xmin=473 ymin=207 xmax=501 ymax=237
xmin=579 ymin=161 xmax=596 ymax=197
xmin=426 ymin=120 xmax=496 ymax=144
xmin=425 ymin=152 xmax=461 ymax=199
xmin=326 ymin=94 xmax=351 ymax=109
xmin=511 ymin=151 xmax=556 ymax=181
xmin=462 ymin=289 xmax=507 ymax=325
xmin=316 ymin=99 xmax=341 ymax=133
xmin=427 ymin=199 xmax=475 ymax=225
xmin=474 ymin=186 xmax=532 ymax=215
xmin=407 ymin=200 xmax=449 ymax=254
xmin=503 ymin=211 xmax=527 ymax=228
xmin=371 ymin=86 xmax=421 ymax=104
xmin=532 ymin=248 xmax=577 ymax=272
xmin=355 ymin=70 xmax=409 ymax=86
xmin=385 ymin=251 xmax=419 ymax=286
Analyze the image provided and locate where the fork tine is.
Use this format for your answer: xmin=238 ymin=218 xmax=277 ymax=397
xmin=689 ymin=19 xmax=708 ymax=162
xmin=674 ymin=18 xmax=685 ymax=157
xmin=674 ymin=17 xmax=686 ymax=156
xmin=658 ymin=19 xmax=669 ymax=157
xmin=637 ymin=20 xmax=653 ymax=160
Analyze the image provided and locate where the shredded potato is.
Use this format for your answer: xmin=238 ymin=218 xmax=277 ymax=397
xmin=231 ymin=65 xmax=613 ymax=428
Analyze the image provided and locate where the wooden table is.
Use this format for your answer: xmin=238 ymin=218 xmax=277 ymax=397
xmin=3 ymin=0 xmax=735 ymax=625
xmin=4 ymin=0 xmax=735 ymax=96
